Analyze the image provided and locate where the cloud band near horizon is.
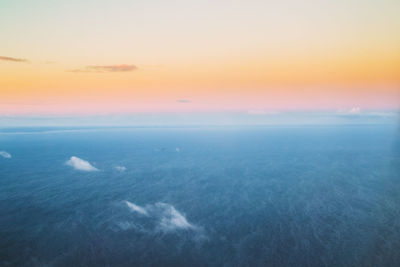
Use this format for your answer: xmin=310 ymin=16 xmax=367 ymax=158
xmin=0 ymin=56 xmax=29 ymax=63
xmin=69 ymin=64 xmax=138 ymax=73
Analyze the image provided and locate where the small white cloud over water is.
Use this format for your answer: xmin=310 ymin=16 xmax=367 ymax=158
xmin=66 ymin=156 xmax=98 ymax=171
xmin=155 ymin=203 xmax=195 ymax=232
xmin=123 ymin=201 xmax=199 ymax=233
xmin=115 ymin=165 xmax=127 ymax=172
xmin=0 ymin=151 xmax=11 ymax=158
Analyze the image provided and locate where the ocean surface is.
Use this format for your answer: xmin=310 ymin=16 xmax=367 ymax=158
xmin=0 ymin=126 xmax=399 ymax=266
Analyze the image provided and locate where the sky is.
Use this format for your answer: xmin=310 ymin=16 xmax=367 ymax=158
xmin=0 ymin=0 xmax=399 ymax=117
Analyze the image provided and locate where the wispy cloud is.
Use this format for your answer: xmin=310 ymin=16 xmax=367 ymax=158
xmin=335 ymin=109 xmax=398 ymax=122
xmin=0 ymin=151 xmax=12 ymax=158
xmin=125 ymin=201 xmax=149 ymax=216
xmin=0 ymin=56 xmax=29 ymax=63
xmin=65 ymin=156 xmax=98 ymax=171
xmin=69 ymin=64 xmax=138 ymax=73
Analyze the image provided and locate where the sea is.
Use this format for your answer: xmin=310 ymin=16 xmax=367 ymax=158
xmin=0 ymin=125 xmax=399 ymax=266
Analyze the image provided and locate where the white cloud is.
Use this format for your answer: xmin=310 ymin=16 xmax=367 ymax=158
xmin=115 ymin=165 xmax=127 ymax=172
xmin=125 ymin=201 xmax=149 ymax=216
xmin=65 ymin=156 xmax=98 ymax=171
xmin=0 ymin=151 xmax=11 ymax=158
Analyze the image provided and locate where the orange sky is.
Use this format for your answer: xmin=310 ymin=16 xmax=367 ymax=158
xmin=0 ymin=0 xmax=399 ymax=115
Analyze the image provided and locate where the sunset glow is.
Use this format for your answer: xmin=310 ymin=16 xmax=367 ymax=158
xmin=1 ymin=0 xmax=399 ymax=115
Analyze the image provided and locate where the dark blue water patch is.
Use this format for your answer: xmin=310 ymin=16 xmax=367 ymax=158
xmin=0 ymin=125 xmax=399 ymax=266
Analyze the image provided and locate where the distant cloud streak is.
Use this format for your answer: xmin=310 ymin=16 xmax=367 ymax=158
xmin=177 ymin=99 xmax=191 ymax=103
xmin=0 ymin=56 xmax=29 ymax=63
xmin=247 ymin=110 xmax=279 ymax=115
xmin=69 ymin=64 xmax=138 ymax=73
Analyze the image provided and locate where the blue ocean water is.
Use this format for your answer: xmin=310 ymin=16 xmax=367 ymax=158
xmin=0 ymin=126 xmax=399 ymax=266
